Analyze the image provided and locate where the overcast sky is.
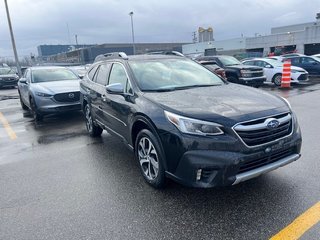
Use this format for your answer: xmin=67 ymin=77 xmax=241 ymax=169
xmin=0 ymin=0 xmax=319 ymax=58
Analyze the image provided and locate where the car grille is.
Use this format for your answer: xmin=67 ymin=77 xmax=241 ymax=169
xmin=250 ymin=70 xmax=264 ymax=77
xmin=54 ymin=92 xmax=80 ymax=103
xmin=234 ymin=113 xmax=293 ymax=147
xmin=298 ymin=74 xmax=308 ymax=80
xmin=3 ymin=77 xmax=16 ymax=82
xmin=238 ymin=147 xmax=295 ymax=174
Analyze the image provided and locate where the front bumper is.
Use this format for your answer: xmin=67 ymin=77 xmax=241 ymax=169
xmin=239 ymin=76 xmax=266 ymax=86
xmin=0 ymin=79 xmax=18 ymax=87
xmin=164 ymin=123 xmax=302 ymax=188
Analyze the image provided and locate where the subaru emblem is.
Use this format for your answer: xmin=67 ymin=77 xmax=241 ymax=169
xmin=68 ymin=93 xmax=74 ymax=98
xmin=265 ymin=118 xmax=280 ymax=129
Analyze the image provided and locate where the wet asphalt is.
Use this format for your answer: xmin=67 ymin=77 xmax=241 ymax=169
xmin=0 ymin=80 xmax=319 ymax=240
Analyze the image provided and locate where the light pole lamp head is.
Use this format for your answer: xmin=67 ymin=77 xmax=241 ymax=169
xmin=129 ymin=11 xmax=134 ymax=16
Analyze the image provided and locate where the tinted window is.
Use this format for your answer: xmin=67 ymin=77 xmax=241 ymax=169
xmin=289 ymin=58 xmax=300 ymax=64
xmin=243 ymin=61 xmax=255 ymax=66
xmin=301 ymin=57 xmax=317 ymax=64
xmin=108 ymin=64 xmax=131 ymax=93
xmin=88 ymin=65 xmax=99 ymax=80
xmin=32 ymin=68 xmax=78 ymax=83
xmin=94 ymin=64 xmax=110 ymax=85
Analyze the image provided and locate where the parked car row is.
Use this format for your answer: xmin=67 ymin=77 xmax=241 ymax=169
xmin=242 ymin=58 xmax=308 ymax=86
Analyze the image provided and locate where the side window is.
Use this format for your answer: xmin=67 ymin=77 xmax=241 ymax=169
xmin=291 ymin=58 xmax=300 ymax=64
xmin=243 ymin=61 xmax=254 ymax=66
xmin=108 ymin=64 xmax=132 ymax=93
xmin=87 ymin=65 xmax=99 ymax=81
xmin=254 ymin=61 xmax=264 ymax=67
xmin=301 ymin=57 xmax=316 ymax=64
xmin=94 ymin=64 xmax=110 ymax=85
xmin=26 ymin=70 xmax=31 ymax=83
xmin=23 ymin=69 xmax=29 ymax=78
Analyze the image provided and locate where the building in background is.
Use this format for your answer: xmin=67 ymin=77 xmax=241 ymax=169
xmin=43 ymin=42 xmax=187 ymax=64
xmin=183 ymin=13 xmax=320 ymax=59
xmin=198 ymin=27 xmax=214 ymax=42
xmin=37 ymin=44 xmax=95 ymax=61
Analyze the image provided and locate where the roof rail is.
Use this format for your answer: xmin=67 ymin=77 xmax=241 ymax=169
xmin=146 ymin=51 xmax=185 ymax=57
xmin=94 ymin=52 xmax=129 ymax=62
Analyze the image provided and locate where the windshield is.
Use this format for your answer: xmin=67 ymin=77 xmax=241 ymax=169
xmin=32 ymin=68 xmax=79 ymax=83
xmin=218 ymin=56 xmax=241 ymax=66
xmin=129 ymin=59 xmax=224 ymax=91
xmin=0 ymin=68 xmax=15 ymax=75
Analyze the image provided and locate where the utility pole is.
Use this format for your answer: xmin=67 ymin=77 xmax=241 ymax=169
xmin=129 ymin=11 xmax=136 ymax=55
xmin=192 ymin=31 xmax=198 ymax=43
xmin=75 ymin=34 xmax=78 ymax=45
xmin=4 ymin=0 xmax=22 ymax=76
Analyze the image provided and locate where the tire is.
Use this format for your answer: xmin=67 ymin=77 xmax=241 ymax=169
xmin=19 ymin=93 xmax=28 ymax=110
xmin=84 ymin=104 xmax=103 ymax=137
xmin=30 ymin=97 xmax=43 ymax=122
xmin=273 ymin=73 xmax=282 ymax=86
xmin=135 ymin=129 xmax=166 ymax=188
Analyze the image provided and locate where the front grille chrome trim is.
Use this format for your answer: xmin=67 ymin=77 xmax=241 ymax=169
xmin=232 ymin=153 xmax=300 ymax=185
xmin=232 ymin=112 xmax=294 ymax=148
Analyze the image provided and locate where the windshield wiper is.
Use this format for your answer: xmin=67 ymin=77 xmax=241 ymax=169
xmin=143 ymin=84 xmax=221 ymax=92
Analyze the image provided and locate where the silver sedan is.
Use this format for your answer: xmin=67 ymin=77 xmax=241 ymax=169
xmin=18 ymin=66 xmax=81 ymax=121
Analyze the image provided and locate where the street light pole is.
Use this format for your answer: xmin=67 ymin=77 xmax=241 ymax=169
xmin=4 ymin=0 xmax=22 ymax=76
xmin=129 ymin=11 xmax=136 ymax=55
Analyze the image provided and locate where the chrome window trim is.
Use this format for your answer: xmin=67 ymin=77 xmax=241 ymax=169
xmin=232 ymin=112 xmax=294 ymax=148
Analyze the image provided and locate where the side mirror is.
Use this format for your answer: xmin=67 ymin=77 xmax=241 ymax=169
xmin=19 ymin=78 xmax=27 ymax=84
xmin=265 ymin=64 xmax=273 ymax=68
xmin=106 ymin=83 xmax=124 ymax=94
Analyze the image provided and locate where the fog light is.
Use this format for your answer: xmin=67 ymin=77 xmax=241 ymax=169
xmin=196 ymin=169 xmax=202 ymax=181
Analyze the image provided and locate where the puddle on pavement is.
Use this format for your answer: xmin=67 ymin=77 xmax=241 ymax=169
xmin=37 ymin=131 xmax=88 ymax=144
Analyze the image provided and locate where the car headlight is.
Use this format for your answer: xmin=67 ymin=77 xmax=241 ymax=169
xmin=164 ymin=111 xmax=224 ymax=136
xmin=35 ymin=92 xmax=52 ymax=97
xmin=281 ymin=97 xmax=292 ymax=110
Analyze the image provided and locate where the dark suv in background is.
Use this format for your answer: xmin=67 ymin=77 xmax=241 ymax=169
xmin=196 ymin=55 xmax=266 ymax=87
xmin=80 ymin=52 xmax=301 ymax=188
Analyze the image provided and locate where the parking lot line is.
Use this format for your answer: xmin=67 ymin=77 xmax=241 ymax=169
xmin=270 ymin=201 xmax=320 ymax=240
xmin=0 ymin=112 xmax=17 ymax=140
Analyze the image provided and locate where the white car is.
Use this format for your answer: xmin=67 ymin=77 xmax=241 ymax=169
xmin=242 ymin=58 xmax=308 ymax=86
xmin=312 ymin=53 xmax=320 ymax=60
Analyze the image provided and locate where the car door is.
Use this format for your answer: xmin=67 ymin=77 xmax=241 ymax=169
xmin=260 ymin=60 xmax=274 ymax=82
xmin=20 ymin=69 xmax=31 ymax=106
xmin=101 ymin=63 xmax=134 ymax=142
xmin=89 ymin=63 xmax=111 ymax=124
xmin=300 ymin=57 xmax=320 ymax=74
xmin=85 ymin=65 xmax=101 ymax=120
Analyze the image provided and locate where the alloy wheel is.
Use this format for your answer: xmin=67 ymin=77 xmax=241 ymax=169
xmin=138 ymin=137 xmax=159 ymax=180
xmin=85 ymin=105 xmax=93 ymax=132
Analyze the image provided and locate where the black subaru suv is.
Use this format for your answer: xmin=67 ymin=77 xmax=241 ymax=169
xmin=80 ymin=52 xmax=301 ymax=188
xmin=196 ymin=55 xmax=266 ymax=87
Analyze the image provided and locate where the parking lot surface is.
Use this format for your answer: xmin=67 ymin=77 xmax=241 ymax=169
xmin=0 ymin=81 xmax=319 ymax=240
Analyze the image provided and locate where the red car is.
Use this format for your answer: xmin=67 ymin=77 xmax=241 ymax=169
xmin=197 ymin=60 xmax=226 ymax=79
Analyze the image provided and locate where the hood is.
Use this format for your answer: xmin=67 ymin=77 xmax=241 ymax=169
xmin=225 ymin=64 xmax=262 ymax=71
xmin=143 ymin=84 xmax=289 ymax=124
xmin=32 ymin=80 xmax=80 ymax=94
